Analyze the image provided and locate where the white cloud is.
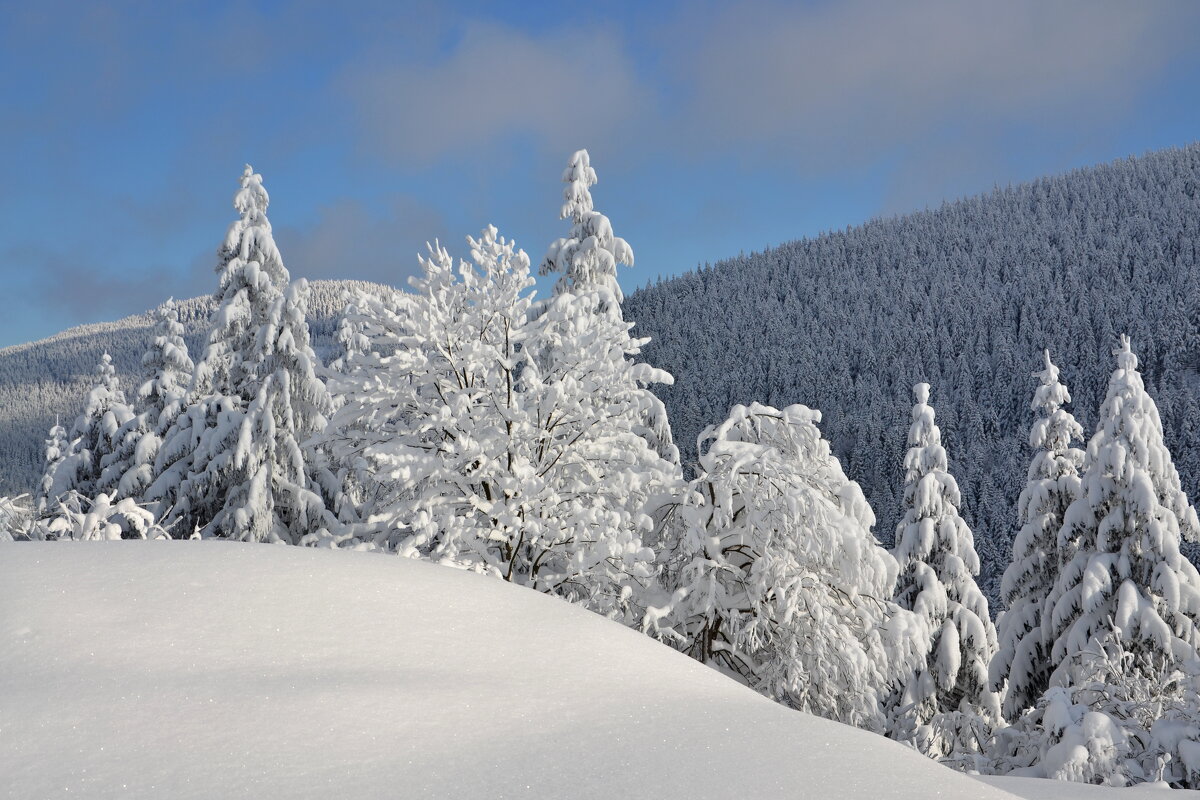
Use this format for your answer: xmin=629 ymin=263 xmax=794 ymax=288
xmin=341 ymin=20 xmax=649 ymax=166
xmin=663 ymin=0 xmax=1198 ymax=169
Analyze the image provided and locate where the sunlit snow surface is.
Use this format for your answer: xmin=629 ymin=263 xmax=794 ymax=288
xmin=0 ymin=543 xmax=1192 ymax=799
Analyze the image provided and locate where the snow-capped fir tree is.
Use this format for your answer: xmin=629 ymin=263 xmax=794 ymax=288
xmin=151 ymin=165 xmax=287 ymax=531
xmin=538 ymin=149 xmax=679 ymax=475
xmin=151 ymin=165 xmax=336 ymax=543
xmin=652 ymin=402 xmax=923 ymax=732
xmin=210 ymin=278 xmax=337 ymax=544
xmin=138 ymin=298 xmax=195 ymax=431
xmin=890 ymin=383 xmax=1001 ymax=764
xmin=55 ymin=353 xmax=133 ymax=501
xmin=37 ymin=417 xmax=69 ymax=512
xmin=990 ymin=351 xmax=1084 ymax=720
xmin=1024 ymin=336 xmax=1200 ymax=782
xmin=98 ymin=299 xmax=195 ymax=501
xmin=326 ymin=225 xmax=669 ymax=621
xmin=193 ymin=165 xmax=290 ymax=399
xmin=540 ymin=149 xmax=634 ymax=303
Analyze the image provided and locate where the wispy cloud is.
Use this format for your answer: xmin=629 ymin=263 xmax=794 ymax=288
xmin=340 ymin=20 xmax=649 ymax=166
xmin=4 ymin=242 xmax=190 ymax=327
xmin=2 ymin=0 xmax=1199 ymax=345
xmin=663 ymin=0 xmax=1197 ymax=168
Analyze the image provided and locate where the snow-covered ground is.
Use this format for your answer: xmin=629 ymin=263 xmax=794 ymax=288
xmin=0 ymin=543 xmax=1193 ymax=799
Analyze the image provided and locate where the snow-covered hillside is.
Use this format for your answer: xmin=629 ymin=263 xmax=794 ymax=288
xmin=626 ymin=143 xmax=1200 ymax=603
xmin=0 ymin=280 xmax=386 ymax=495
xmin=1 ymin=543 xmax=1187 ymax=799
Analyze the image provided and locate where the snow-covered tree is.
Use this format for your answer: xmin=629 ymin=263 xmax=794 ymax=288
xmin=152 ymin=165 xmax=336 ymax=543
xmin=991 ymin=351 xmax=1084 ymax=719
xmin=532 ymin=279 xmax=684 ymax=552
xmin=0 ymin=494 xmax=33 ymax=540
xmin=98 ymin=299 xmax=195 ymax=502
xmin=318 ymin=287 xmax=412 ymax=544
xmin=61 ymin=353 xmax=133 ymax=500
xmin=652 ymin=402 xmax=922 ymax=732
xmin=538 ymin=149 xmax=679 ymax=472
xmin=139 ymin=298 xmax=195 ymax=430
xmin=151 ymin=165 xmax=285 ymax=532
xmin=37 ymin=418 xmax=70 ymax=512
xmin=326 ymin=225 xmax=670 ymax=621
xmin=1034 ymin=337 xmax=1200 ymax=766
xmin=192 ymin=164 xmax=290 ymax=400
xmin=890 ymin=383 xmax=1001 ymax=764
xmin=539 ymin=149 xmax=634 ymax=304
xmin=207 ymin=278 xmax=338 ymax=544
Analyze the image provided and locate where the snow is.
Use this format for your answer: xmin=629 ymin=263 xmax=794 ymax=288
xmin=1 ymin=542 xmax=1191 ymax=799
xmin=978 ymin=776 xmax=1184 ymax=798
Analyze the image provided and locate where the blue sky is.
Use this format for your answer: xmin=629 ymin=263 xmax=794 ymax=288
xmin=1 ymin=0 xmax=1199 ymax=347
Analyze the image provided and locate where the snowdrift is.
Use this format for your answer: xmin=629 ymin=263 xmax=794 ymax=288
xmin=0 ymin=543 xmax=1187 ymax=798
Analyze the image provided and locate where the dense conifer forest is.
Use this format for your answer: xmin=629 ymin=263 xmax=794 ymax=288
xmin=625 ymin=143 xmax=1200 ymax=603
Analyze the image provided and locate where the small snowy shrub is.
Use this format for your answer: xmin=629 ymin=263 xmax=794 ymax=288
xmin=991 ymin=639 xmax=1200 ymax=787
xmin=31 ymin=490 xmax=169 ymax=541
xmin=0 ymin=494 xmax=34 ymax=541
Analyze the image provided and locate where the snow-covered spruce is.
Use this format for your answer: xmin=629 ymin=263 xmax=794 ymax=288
xmin=215 ymin=278 xmax=338 ymax=544
xmin=990 ymin=351 xmax=1084 ymax=720
xmin=97 ymin=299 xmax=195 ymax=502
xmin=1009 ymin=336 xmax=1200 ymax=785
xmin=139 ymin=298 xmax=195 ymax=433
xmin=36 ymin=418 xmax=69 ymax=512
xmin=537 ymin=149 xmax=679 ymax=470
xmin=540 ymin=149 xmax=634 ymax=304
xmin=151 ymin=166 xmax=337 ymax=543
xmin=889 ymin=383 xmax=1001 ymax=764
xmin=653 ymin=402 xmax=922 ymax=732
xmin=45 ymin=353 xmax=133 ymax=504
xmin=1044 ymin=336 xmax=1200 ymax=678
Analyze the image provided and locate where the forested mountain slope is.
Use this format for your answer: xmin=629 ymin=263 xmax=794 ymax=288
xmin=0 ymin=280 xmax=381 ymax=496
xmin=625 ymin=143 xmax=1200 ymax=604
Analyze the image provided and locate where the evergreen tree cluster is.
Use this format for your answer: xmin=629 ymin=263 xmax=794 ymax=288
xmin=625 ymin=143 xmax=1200 ymax=604
xmin=10 ymin=147 xmax=1200 ymax=787
xmin=0 ymin=279 xmax=370 ymax=496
